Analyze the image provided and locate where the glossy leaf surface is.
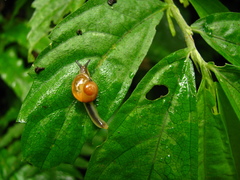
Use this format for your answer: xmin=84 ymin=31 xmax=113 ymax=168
xmin=18 ymin=0 xmax=165 ymax=168
xmin=210 ymin=63 xmax=240 ymax=120
xmin=85 ymin=49 xmax=198 ymax=179
xmin=191 ymin=12 xmax=240 ymax=66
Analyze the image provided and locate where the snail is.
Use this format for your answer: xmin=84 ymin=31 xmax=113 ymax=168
xmin=72 ymin=60 xmax=108 ymax=129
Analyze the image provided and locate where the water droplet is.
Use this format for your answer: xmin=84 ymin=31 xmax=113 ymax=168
xmin=17 ymin=60 xmax=22 ymax=66
xmin=11 ymin=82 xmax=16 ymax=88
xmin=165 ymin=154 xmax=171 ymax=164
xmin=18 ymin=119 xmax=26 ymax=123
xmin=1 ymin=73 xmax=7 ymax=79
xmin=23 ymin=72 xmax=28 ymax=77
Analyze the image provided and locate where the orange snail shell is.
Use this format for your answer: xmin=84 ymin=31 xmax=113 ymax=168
xmin=72 ymin=73 xmax=98 ymax=103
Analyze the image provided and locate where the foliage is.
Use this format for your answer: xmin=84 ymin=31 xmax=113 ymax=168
xmin=0 ymin=0 xmax=239 ymax=179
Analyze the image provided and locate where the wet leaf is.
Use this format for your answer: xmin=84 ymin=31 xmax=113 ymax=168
xmin=18 ymin=0 xmax=165 ymax=169
xmin=191 ymin=12 xmax=240 ymax=66
xmin=85 ymin=49 xmax=198 ymax=179
xmin=197 ymin=80 xmax=239 ymax=179
xmin=210 ymin=63 xmax=240 ymax=120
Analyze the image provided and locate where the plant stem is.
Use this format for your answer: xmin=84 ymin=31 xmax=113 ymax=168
xmin=165 ymin=0 xmax=212 ymax=84
xmin=165 ymin=0 xmax=193 ymax=49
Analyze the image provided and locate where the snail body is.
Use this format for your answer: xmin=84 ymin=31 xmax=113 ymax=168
xmin=72 ymin=60 xmax=108 ymax=129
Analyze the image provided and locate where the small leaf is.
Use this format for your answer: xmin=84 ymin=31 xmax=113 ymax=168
xmin=166 ymin=8 xmax=176 ymax=37
xmin=191 ymin=12 xmax=240 ymax=66
xmin=85 ymin=49 xmax=198 ymax=179
xmin=18 ymin=0 xmax=165 ymax=169
xmin=189 ymin=0 xmax=228 ymax=18
xmin=209 ymin=63 xmax=240 ymax=120
xmin=179 ymin=0 xmax=189 ymax=8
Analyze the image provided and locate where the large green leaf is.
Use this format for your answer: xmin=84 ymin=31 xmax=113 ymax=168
xmin=209 ymin=63 xmax=240 ymax=120
xmin=217 ymin=83 xmax=240 ymax=175
xmin=18 ymin=0 xmax=165 ymax=169
xmin=189 ymin=0 xmax=228 ymax=18
xmin=197 ymin=80 xmax=238 ymax=179
xmin=85 ymin=49 xmax=198 ymax=179
xmin=191 ymin=12 xmax=240 ymax=66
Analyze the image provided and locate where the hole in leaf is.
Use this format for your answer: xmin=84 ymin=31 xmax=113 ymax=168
xmin=35 ymin=67 xmax=45 ymax=74
xmin=107 ymin=0 xmax=117 ymax=6
xmin=146 ymin=85 xmax=169 ymax=100
xmin=31 ymin=50 xmax=39 ymax=59
xmin=76 ymin=29 xmax=83 ymax=35
xmin=50 ymin=20 xmax=56 ymax=28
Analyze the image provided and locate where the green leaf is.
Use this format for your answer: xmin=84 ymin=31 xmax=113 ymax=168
xmin=85 ymin=49 xmax=198 ymax=179
xmin=189 ymin=0 xmax=228 ymax=18
xmin=209 ymin=63 xmax=240 ymax=120
xmin=18 ymin=0 xmax=165 ymax=169
xmin=27 ymin=0 xmax=85 ymax=61
xmin=0 ymin=49 xmax=32 ymax=101
xmin=191 ymin=12 xmax=240 ymax=66
xmin=217 ymin=83 xmax=240 ymax=174
xmin=179 ymin=0 xmax=189 ymax=8
xmin=197 ymin=80 xmax=239 ymax=179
